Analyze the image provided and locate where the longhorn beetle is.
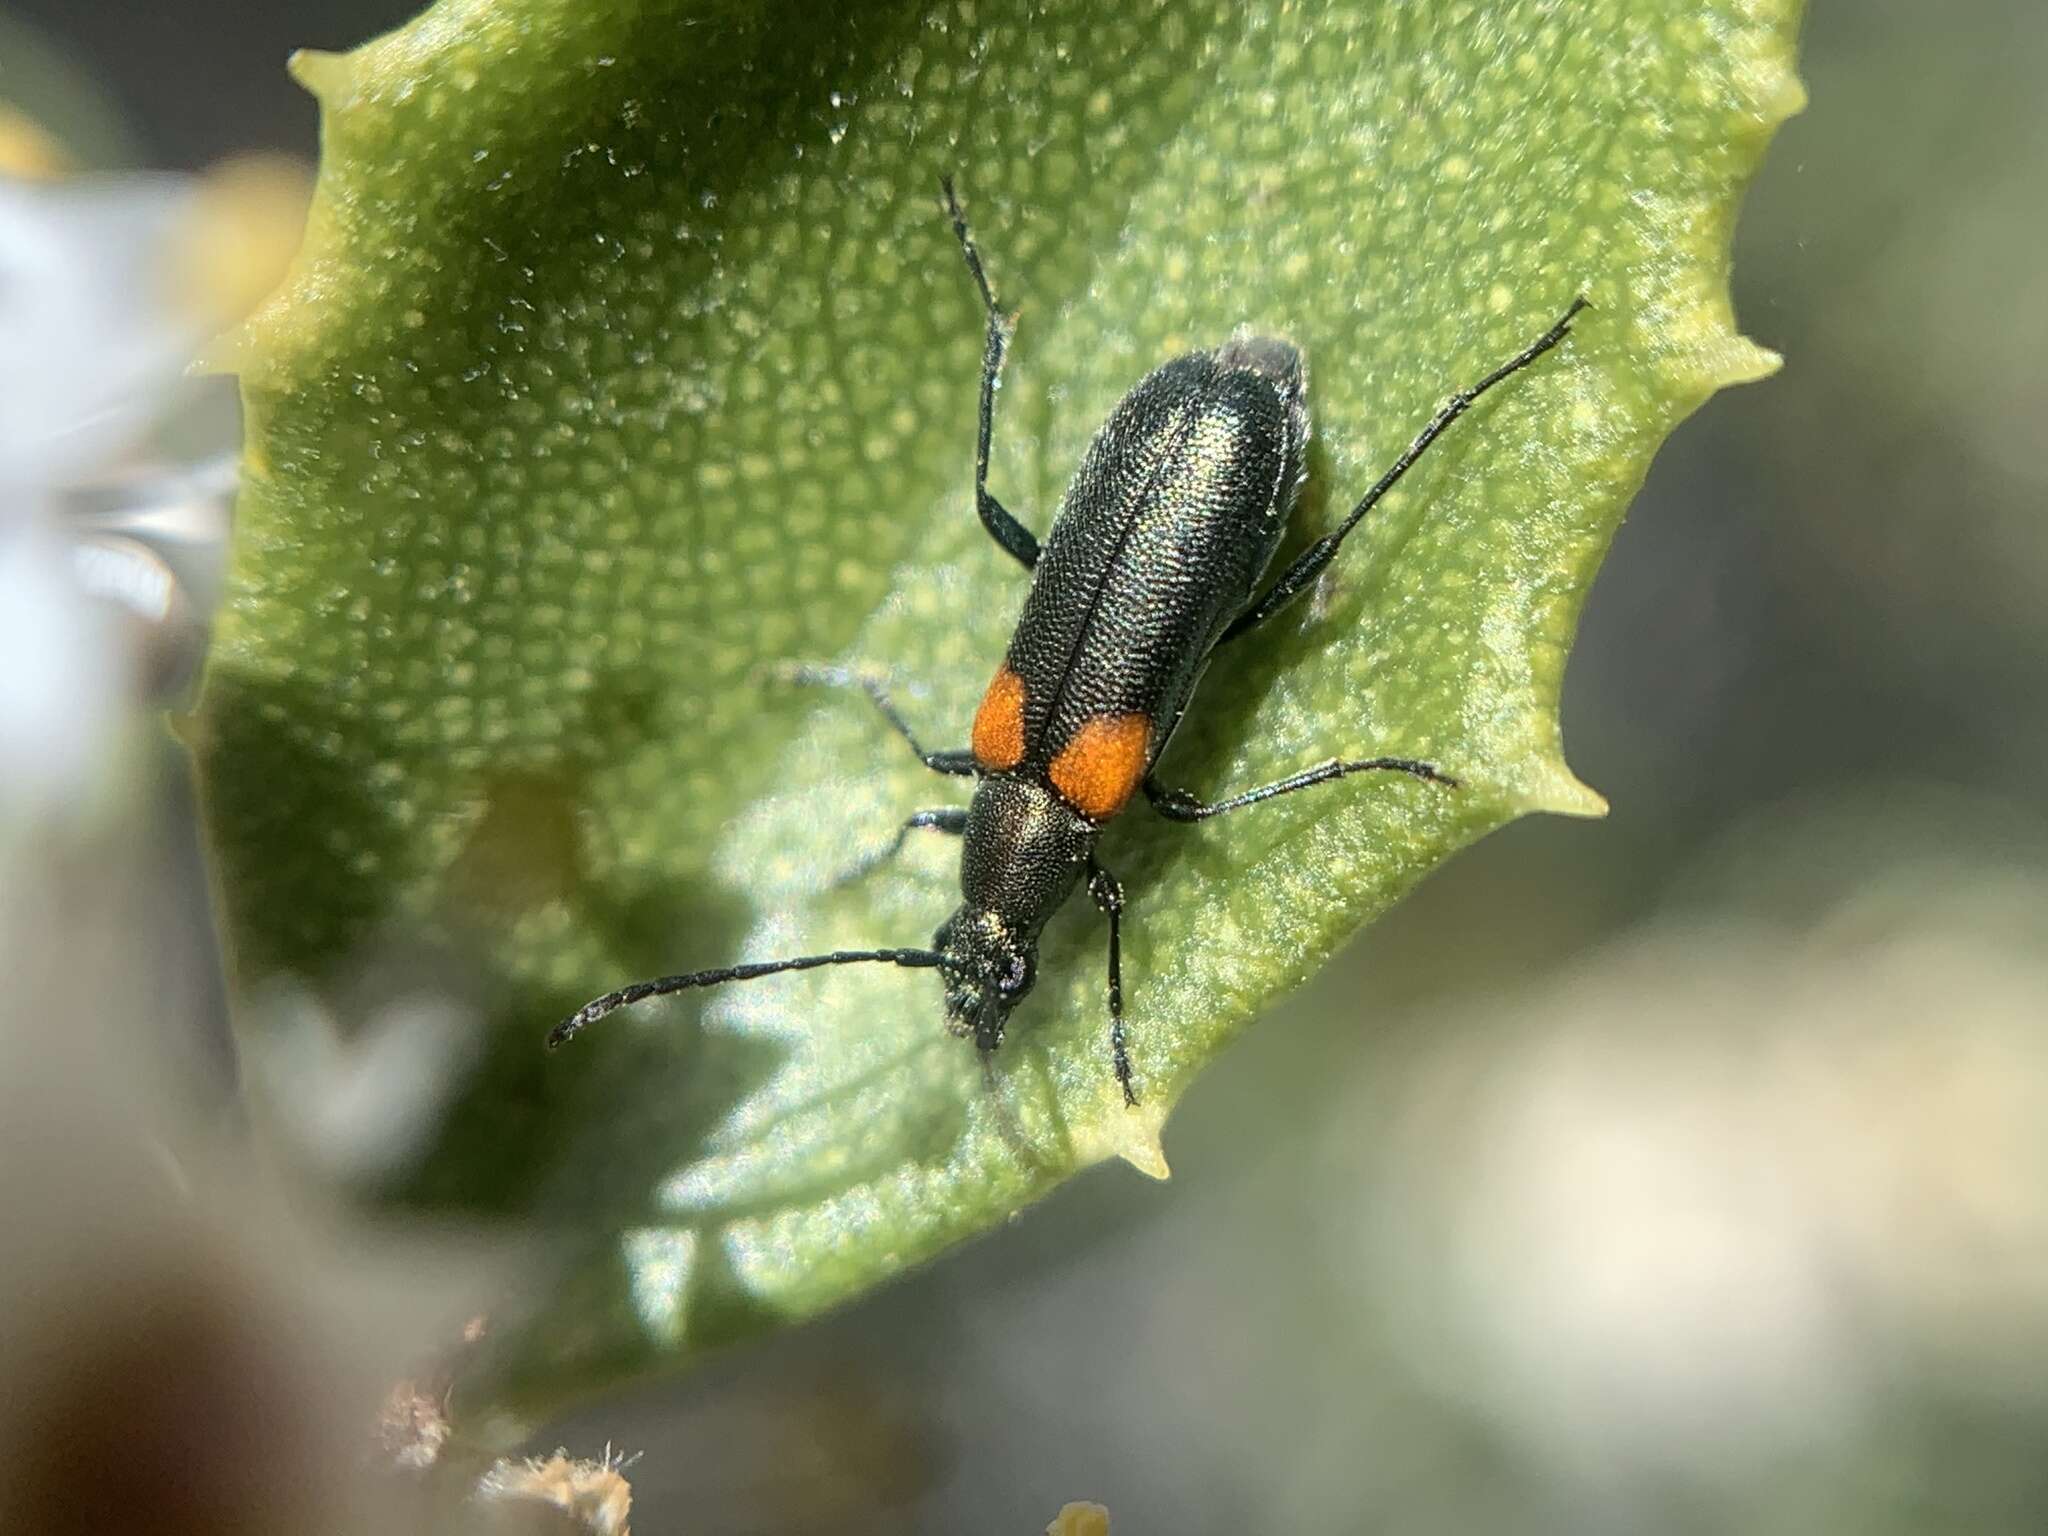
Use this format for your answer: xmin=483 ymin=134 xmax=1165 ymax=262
xmin=550 ymin=177 xmax=1587 ymax=1107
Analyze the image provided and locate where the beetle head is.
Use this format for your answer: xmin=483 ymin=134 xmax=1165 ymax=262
xmin=935 ymin=904 xmax=1037 ymax=1052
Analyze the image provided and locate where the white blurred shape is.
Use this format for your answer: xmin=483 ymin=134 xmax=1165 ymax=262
xmin=0 ymin=519 xmax=122 ymax=817
xmin=1448 ymin=981 xmax=1854 ymax=1469
xmin=0 ymin=176 xmax=199 ymax=489
xmin=1367 ymin=908 xmax=2048 ymax=1490
xmin=0 ymin=174 xmax=232 ymax=814
xmin=251 ymin=982 xmax=484 ymax=1182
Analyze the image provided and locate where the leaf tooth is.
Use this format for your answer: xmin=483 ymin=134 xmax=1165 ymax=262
xmin=1716 ymin=334 xmax=1784 ymax=390
xmin=1518 ymin=758 xmax=1610 ymax=821
xmin=1118 ymin=1137 xmax=1172 ymax=1182
xmin=1074 ymin=1100 xmax=1172 ymax=1181
xmin=1654 ymin=296 xmax=1785 ymax=401
xmin=1759 ymin=67 xmax=1810 ymax=129
xmin=288 ymin=48 xmax=355 ymax=105
xmin=1726 ymin=15 xmax=1809 ymax=133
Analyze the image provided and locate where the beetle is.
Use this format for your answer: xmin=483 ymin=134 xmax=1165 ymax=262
xmin=549 ymin=177 xmax=1586 ymax=1106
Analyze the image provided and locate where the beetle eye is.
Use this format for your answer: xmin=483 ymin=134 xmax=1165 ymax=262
xmin=1000 ymin=954 xmax=1028 ymax=993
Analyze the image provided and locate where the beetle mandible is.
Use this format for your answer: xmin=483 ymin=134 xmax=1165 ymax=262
xmin=550 ymin=177 xmax=1587 ymax=1106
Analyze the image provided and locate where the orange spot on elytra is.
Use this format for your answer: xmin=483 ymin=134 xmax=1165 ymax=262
xmin=972 ymin=664 xmax=1027 ymax=771
xmin=1049 ymin=713 xmax=1152 ymax=821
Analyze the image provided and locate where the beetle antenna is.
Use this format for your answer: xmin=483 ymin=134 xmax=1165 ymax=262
xmin=548 ymin=947 xmax=946 ymax=1048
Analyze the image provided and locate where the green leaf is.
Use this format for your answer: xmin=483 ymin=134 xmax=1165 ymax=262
xmin=196 ymin=0 xmax=1803 ymax=1412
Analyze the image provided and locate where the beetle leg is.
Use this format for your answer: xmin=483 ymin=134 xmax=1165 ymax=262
xmin=832 ymin=806 xmax=969 ymax=887
xmin=776 ymin=664 xmax=978 ymax=777
xmin=1087 ymin=858 xmax=1136 ymax=1107
xmin=1219 ymin=297 xmax=1589 ymax=645
xmin=1144 ymin=756 xmax=1458 ymax=822
xmin=941 ymin=175 xmax=1041 ymax=571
